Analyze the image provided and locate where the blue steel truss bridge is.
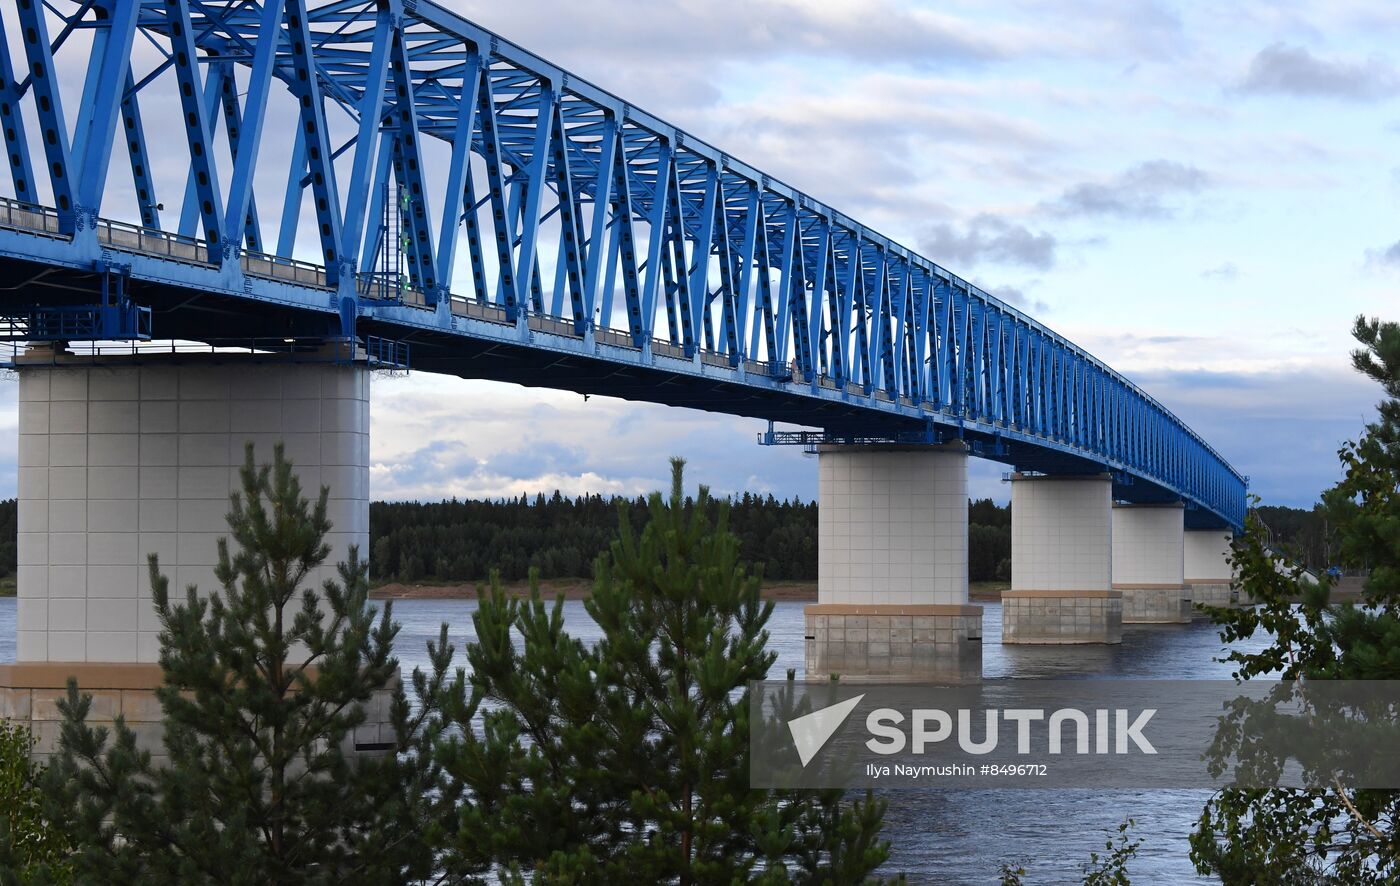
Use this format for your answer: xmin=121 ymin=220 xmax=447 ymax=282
xmin=0 ymin=0 xmax=1245 ymax=530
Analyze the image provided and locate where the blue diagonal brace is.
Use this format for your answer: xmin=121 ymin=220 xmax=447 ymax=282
xmin=513 ymin=83 xmax=555 ymax=312
xmin=119 ymin=73 xmax=159 ymax=229
xmin=284 ymin=0 xmax=345 ymax=280
xmin=477 ymin=65 xmax=520 ymax=316
xmin=222 ymin=0 xmax=285 ymax=257
xmin=178 ymin=68 xmax=223 ymax=239
xmin=772 ymin=202 xmax=798 ymax=364
xmin=582 ymin=115 xmax=618 ymax=324
xmin=73 ymin=0 xmax=139 ymax=220
xmin=889 ymin=261 xmax=911 ymax=396
xmin=911 ymin=272 xmax=931 ymax=401
xmin=15 ymin=0 xmax=76 ymax=227
xmin=807 ymin=219 xmax=830 ymax=377
xmin=788 ymin=221 xmax=813 ymax=380
xmin=734 ymin=183 xmax=760 ymax=360
xmin=867 ymin=250 xmax=891 ymax=392
xmin=216 ymin=63 xmax=263 ymax=252
xmin=750 ymin=201 xmax=777 ymax=363
xmin=164 ymin=0 xmax=224 ymax=247
xmin=604 ymin=129 xmax=641 ymax=340
xmin=686 ymin=163 xmax=719 ymax=353
xmin=661 ymin=151 xmax=690 ymax=348
xmin=713 ymin=182 xmax=740 ymax=363
xmin=840 ymin=236 xmax=860 ymax=381
xmin=342 ymin=10 xmax=391 ymax=274
xmin=549 ymin=99 xmax=587 ymax=331
xmin=434 ymin=48 xmax=480 ymax=294
xmin=825 ymin=236 xmax=846 ymax=384
xmin=388 ymin=25 xmax=437 ymax=298
xmin=278 ymin=124 xmax=307 ymax=259
xmin=0 ymin=13 xmax=38 ymax=205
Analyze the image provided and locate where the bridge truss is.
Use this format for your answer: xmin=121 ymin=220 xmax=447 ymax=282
xmin=0 ymin=0 xmax=1246 ymax=528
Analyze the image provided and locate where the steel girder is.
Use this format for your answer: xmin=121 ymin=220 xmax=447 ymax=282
xmin=0 ymin=0 xmax=1247 ymax=529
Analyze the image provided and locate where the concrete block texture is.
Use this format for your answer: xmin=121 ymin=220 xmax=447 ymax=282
xmin=1111 ymin=504 xmax=1184 ymax=586
xmin=1185 ymin=529 xmax=1234 ymax=582
xmin=1010 ymin=474 xmax=1112 ymax=592
xmin=817 ymin=445 xmax=968 ymax=606
xmin=1001 ymin=590 xmax=1123 ymax=645
xmin=1118 ymin=585 xmax=1193 ymax=624
xmin=1189 ymin=582 xmax=1236 ymax=612
xmin=804 ymin=604 xmax=983 ymax=681
xmin=1 ymin=664 xmax=400 ymax=762
xmin=15 ymin=358 xmax=370 ymax=663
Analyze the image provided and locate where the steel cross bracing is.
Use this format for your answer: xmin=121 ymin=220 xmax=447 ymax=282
xmin=0 ymin=0 xmax=1247 ymax=529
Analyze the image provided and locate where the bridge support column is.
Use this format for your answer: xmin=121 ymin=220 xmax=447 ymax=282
xmin=806 ymin=444 xmax=981 ymax=681
xmin=1185 ymin=528 xmax=1236 ymax=611
xmin=1 ymin=345 xmax=393 ymax=762
xmin=1112 ymin=503 xmax=1191 ymax=624
xmin=1002 ymin=473 xmax=1122 ymax=644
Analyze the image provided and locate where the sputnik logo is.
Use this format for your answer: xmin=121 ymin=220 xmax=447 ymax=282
xmin=788 ymin=694 xmax=864 ymax=766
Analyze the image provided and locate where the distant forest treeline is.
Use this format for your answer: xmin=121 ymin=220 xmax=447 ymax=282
xmin=1252 ymin=504 xmax=1337 ymax=573
xmin=0 ymin=497 xmax=1334 ymax=585
xmin=369 ymin=494 xmax=1014 ymax=585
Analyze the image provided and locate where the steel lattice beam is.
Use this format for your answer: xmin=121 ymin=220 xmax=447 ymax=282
xmin=0 ymin=0 xmax=1249 ymax=530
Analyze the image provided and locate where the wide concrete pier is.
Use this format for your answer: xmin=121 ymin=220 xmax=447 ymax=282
xmin=806 ymin=444 xmax=981 ymax=680
xmin=1112 ymin=503 xmax=1191 ymax=624
xmin=2 ymin=347 xmax=394 ymax=757
xmin=1002 ymin=473 xmax=1122 ymax=644
xmin=1185 ymin=529 xmax=1236 ymax=610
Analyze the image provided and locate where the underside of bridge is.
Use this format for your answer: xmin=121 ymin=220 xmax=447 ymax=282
xmin=0 ymin=251 xmax=1213 ymax=518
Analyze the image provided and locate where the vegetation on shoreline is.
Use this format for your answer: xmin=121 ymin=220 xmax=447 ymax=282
xmin=1190 ymin=316 xmax=1400 ymax=883
xmin=369 ymin=494 xmax=1016 ymax=586
xmin=0 ymin=489 xmax=1334 ymax=595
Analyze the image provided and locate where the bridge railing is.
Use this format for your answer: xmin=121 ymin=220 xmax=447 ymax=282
xmin=96 ymin=218 xmax=211 ymax=265
xmin=0 ymin=197 xmax=62 ymax=238
xmin=243 ymin=250 xmax=330 ymax=289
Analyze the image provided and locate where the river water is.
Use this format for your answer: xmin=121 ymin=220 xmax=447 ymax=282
xmin=0 ymin=596 xmax=1267 ymax=883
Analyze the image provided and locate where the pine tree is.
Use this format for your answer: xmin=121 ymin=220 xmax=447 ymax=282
xmin=40 ymin=444 xmax=451 ymax=884
xmin=437 ymin=457 xmax=897 ymax=883
xmin=1191 ymin=316 xmax=1400 ymax=883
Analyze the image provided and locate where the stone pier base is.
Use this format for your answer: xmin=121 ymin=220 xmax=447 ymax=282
xmin=1118 ymin=585 xmax=1193 ymax=624
xmin=1001 ymin=590 xmax=1122 ymax=644
xmin=1187 ymin=581 xmax=1237 ymax=612
xmin=0 ymin=663 xmax=399 ymax=764
xmin=804 ymin=604 xmax=982 ymax=682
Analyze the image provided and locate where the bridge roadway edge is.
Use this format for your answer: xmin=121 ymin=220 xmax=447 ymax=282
xmin=0 ymin=237 xmax=1235 ymax=532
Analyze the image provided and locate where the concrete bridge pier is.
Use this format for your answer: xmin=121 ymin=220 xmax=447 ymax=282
xmin=0 ymin=345 xmax=394 ymax=762
xmin=805 ymin=444 xmax=982 ymax=681
xmin=1112 ymin=503 xmax=1191 ymax=624
xmin=1185 ymin=529 xmax=1236 ymax=611
xmin=1002 ymin=473 xmax=1122 ymax=644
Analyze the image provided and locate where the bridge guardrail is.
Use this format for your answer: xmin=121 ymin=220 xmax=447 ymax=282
xmin=96 ymin=218 xmax=211 ymax=266
xmin=243 ymin=251 xmax=329 ymax=288
xmin=0 ymin=198 xmax=62 ymax=238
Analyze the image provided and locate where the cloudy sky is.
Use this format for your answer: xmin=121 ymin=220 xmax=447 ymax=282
xmin=3 ymin=0 xmax=1397 ymax=507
